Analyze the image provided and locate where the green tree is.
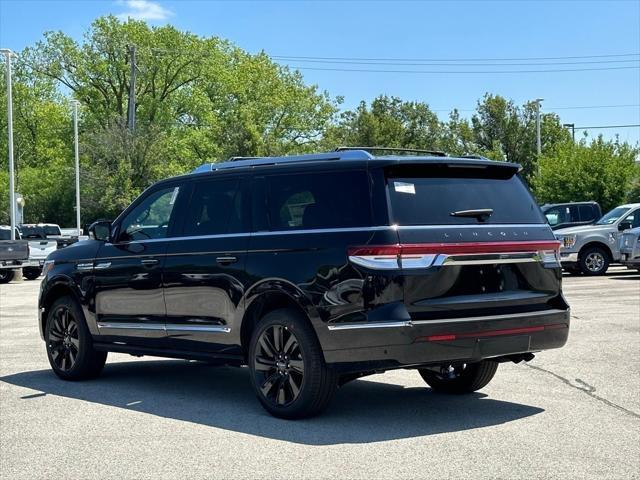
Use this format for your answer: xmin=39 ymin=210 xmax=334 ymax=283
xmin=471 ymin=94 xmax=570 ymax=180
xmin=533 ymin=137 xmax=639 ymax=212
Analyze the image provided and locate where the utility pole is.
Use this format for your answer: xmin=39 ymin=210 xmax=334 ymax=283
xmin=1 ymin=49 xmax=16 ymax=240
xmin=563 ymin=123 xmax=575 ymax=142
xmin=127 ymin=45 xmax=136 ymax=132
xmin=534 ymin=98 xmax=544 ymax=155
xmin=72 ymin=100 xmax=81 ymax=236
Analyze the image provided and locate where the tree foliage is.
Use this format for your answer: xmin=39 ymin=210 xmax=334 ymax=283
xmin=0 ymin=16 xmax=636 ymax=226
xmin=533 ymin=137 xmax=639 ymax=212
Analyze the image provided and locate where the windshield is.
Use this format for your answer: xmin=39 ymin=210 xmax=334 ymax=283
xmin=0 ymin=229 xmax=11 ymax=240
xmin=596 ymin=207 xmax=630 ymax=225
xmin=20 ymin=226 xmax=46 ymax=239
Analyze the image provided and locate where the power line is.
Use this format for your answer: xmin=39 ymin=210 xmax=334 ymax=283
xmin=274 ymin=58 xmax=639 ymax=67
xmin=572 ymin=124 xmax=640 ymax=130
xmin=290 ymin=65 xmax=639 ymax=74
xmin=272 ymin=52 xmax=640 ymax=62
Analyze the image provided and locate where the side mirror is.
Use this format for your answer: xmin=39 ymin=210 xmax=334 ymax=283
xmin=88 ymin=220 xmax=112 ymax=242
xmin=618 ymin=222 xmax=632 ymax=231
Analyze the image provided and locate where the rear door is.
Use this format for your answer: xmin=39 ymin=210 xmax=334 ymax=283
xmin=384 ymin=163 xmax=564 ymax=323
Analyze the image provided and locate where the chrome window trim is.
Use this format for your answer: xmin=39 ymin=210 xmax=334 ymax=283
xmin=394 ymin=224 xmax=549 ymax=230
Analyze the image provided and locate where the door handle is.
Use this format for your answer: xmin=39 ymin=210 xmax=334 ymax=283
xmin=141 ymin=258 xmax=159 ymax=266
xmin=216 ymin=256 xmax=238 ymax=265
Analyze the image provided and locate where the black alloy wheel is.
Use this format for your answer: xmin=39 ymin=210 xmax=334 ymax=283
xmin=248 ymin=308 xmax=338 ymax=419
xmin=48 ymin=305 xmax=80 ymax=372
xmin=45 ymin=296 xmax=107 ymax=380
xmin=253 ymin=324 xmax=305 ymax=407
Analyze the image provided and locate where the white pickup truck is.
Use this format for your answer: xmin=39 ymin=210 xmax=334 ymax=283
xmin=18 ymin=225 xmax=58 ymax=280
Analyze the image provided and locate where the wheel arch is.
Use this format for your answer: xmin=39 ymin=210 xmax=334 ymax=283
xmin=240 ymin=288 xmax=319 ymax=361
xmin=579 ymin=241 xmax=613 ymax=262
xmin=40 ymin=278 xmax=85 ymax=339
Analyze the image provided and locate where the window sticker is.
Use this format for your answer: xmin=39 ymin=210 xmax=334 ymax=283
xmin=393 ymin=181 xmax=415 ymax=194
xmin=169 ymin=186 xmax=180 ymax=205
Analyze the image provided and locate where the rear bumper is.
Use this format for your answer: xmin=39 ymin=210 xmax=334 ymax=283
xmin=22 ymin=259 xmax=45 ymax=268
xmin=323 ymin=309 xmax=570 ymax=373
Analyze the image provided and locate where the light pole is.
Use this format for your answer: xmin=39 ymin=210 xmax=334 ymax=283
xmin=1 ymin=48 xmax=16 ymax=240
xmin=534 ymin=98 xmax=544 ymax=155
xmin=72 ymin=100 xmax=81 ymax=236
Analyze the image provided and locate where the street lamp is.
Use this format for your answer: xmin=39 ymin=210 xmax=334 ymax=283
xmin=72 ymin=100 xmax=81 ymax=236
xmin=0 ymin=48 xmax=16 ymax=240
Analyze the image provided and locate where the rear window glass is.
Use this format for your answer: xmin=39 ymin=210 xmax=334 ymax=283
xmin=43 ymin=225 xmax=61 ymax=236
xmin=266 ymin=170 xmax=371 ymax=231
xmin=20 ymin=226 xmax=47 ymax=239
xmin=0 ymin=229 xmax=11 ymax=240
xmin=386 ymin=169 xmax=544 ymax=225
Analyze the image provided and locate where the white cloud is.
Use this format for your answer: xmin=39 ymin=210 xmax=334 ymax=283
xmin=116 ymin=0 xmax=173 ymax=21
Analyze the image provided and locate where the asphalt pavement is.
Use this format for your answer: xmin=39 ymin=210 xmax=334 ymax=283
xmin=0 ymin=267 xmax=638 ymax=479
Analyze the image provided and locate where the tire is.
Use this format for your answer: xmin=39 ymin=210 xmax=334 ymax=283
xmin=418 ymin=360 xmax=499 ymax=394
xmin=23 ymin=267 xmax=42 ymax=281
xmin=45 ymin=295 xmax=107 ymax=380
xmin=248 ymin=308 xmax=338 ymax=419
xmin=0 ymin=269 xmax=15 ymax=284
xmin=579 ymin=246 xmax=610 ymax=276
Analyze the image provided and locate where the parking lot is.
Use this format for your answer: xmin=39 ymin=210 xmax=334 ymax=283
xmin=0 ymin=267 xmax=638 ymax=479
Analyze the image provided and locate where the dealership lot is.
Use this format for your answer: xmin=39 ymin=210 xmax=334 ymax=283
xmin=0 ymin=268 xmax=638 ymax=479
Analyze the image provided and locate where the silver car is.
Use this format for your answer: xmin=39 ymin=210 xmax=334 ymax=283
xmin=554 ymin=203 xmax=640 ymax=275
xmin=620 ymin=226 xmax=640 ymax=271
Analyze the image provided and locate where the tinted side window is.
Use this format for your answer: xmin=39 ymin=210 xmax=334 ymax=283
xmin=182 ymin=178 xmax=244 ymax=236
xmin=579 ymin=205 xmax=596 ymax=222
xmin=266 ymin=171 xmax=371 ymax=231
xmin=626 ymin=210 xmax=640 ymax=229
xmin=119 ymin=186 xmax=180 ymax=242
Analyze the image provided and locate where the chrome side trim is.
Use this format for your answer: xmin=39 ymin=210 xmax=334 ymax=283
xmin=411 ymin=309 xmax=568 ymax=326
xmin=97 ymin=322 xmax=231 ymax=333
xmin=327 ymin=320 xmax=412 ymax=331
xmin=328 ymin=309 xmax=568 ymax=331
xmin=94 ymin=262 xmax=111 ymax=270
xmin=97 ymin=322 xmax=165 ymax=330
xmin=76 ymin=262 xmax=93 ymax=271
xmin=107 ymin=226 xmax=393 ymax=245
xmin=165 ymin=324 xmax=231 ymax=333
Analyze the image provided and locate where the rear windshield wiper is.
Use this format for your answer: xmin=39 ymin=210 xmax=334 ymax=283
xmin=450 ymin=208 xmax=494 ymax=222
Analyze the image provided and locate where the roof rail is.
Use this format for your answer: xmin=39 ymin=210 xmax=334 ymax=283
xmin=191 ymin=149 xmax=374 ymax=174
xmin=335 ymin=146 xmax=447 ymax=157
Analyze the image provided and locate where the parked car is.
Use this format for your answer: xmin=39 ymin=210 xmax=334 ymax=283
xmin=555 ymin=203 xmax=640 ymax=275
xmin=0 ymin=226 xmax=29 ymax=284
xmin=18 ymin=225 xmax=58 ymax=280
xmin=620 ymin=226 xmax=640 ymax=271
xmin=38 ymin=148 xmax=570 ymax=419
xmin=34 ymin=223 xmax=78 ymax=249
xmin=540 ymin=202 xmax=601 ymax=230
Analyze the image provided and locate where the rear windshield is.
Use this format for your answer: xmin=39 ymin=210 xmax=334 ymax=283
xmin=386 ymin=168 xmax=544 ymax=225
xmin=20 ymin=226 xmax=47 ymax=239
xmin=0 ymin=229 xmax=11 ymax=240
xmin=43 ymin=225 xmax=61 ymax=236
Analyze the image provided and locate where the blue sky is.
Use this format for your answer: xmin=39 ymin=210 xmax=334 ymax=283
xmin=1 ymin=0 xmax=639 ymax=144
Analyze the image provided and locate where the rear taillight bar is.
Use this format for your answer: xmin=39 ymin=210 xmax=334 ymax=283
xmin=416 ymin=323 xmax=568 ymax=343
xmin=348 ymin=241 xmax=561 ymax=270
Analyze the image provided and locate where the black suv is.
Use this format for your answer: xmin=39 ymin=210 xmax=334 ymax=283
xmin=38 ymin=148 xmax=570 ymax=418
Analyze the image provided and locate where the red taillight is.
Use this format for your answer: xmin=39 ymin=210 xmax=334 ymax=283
xmin=348 ymin=241 xmax=561 ymax=270
xmin=418 ymin=323 xmax=567 ymax=343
